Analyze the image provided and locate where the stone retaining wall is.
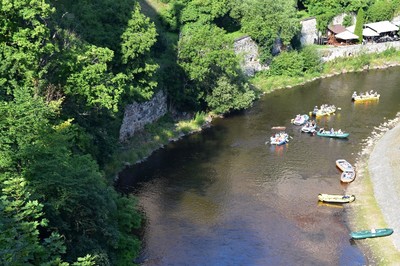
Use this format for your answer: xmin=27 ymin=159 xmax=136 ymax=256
xmin=119 ymin=90 xmax=167 ymax=141
xmin=320 ymin=41 xmax=400 ymax=62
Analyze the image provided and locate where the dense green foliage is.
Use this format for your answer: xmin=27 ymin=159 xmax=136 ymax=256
xmin=366 ymin=0 xmax=398 ymax=22
xmin=300 ymin=0 xmax=371 ymax=31
xmin=2 ymin=0 xmax=400 ymax=264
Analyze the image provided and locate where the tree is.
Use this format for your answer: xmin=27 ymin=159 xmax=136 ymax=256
xmin=355 ymin=8 xmax=365 ymax=43
xmin=235 ymin=0 xmax=300 ymax=58
xmin=367 ymin=0 xmax=395 ymax=22
xmin=206 ymin=75 xmax=255 ymax=114
xmin=0 ymin=0 xmax=55 ymax=95
xmin=0 ymin=177 xmax=96 ymax=266
xmin=120 ymin=3 xmax=159 ymax=102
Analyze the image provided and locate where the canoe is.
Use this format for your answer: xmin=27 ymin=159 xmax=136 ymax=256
xmin=317 ymin=129 xmax=349 ymax=138
xmin=318 ymin=193 xmax=356 ymax=203
xmin=271 ymin=126 xmax=286 ymax=130
xmin=336 ymin=159 xmax=354 ymax=172
xmin=350 ymin=228 xmax=393 ymax=239
xmin=340 ymin=170 xmax=356 ymax=183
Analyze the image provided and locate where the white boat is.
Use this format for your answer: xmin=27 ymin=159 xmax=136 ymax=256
xmin=292 ymin=114 xmax=309 ymax=126
xmin=341 ymin=170 xmax=356 ymax=183
xmin=270 ymin=132 xmax=290 ymax=146
xmin=336 ymin=159 xmax=354 ymax=172
xmin=301 ymin=121 xmax=317 ymax=133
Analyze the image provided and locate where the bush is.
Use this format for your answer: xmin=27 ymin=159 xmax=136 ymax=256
xmin=367 ymin=1 xmax=395 ymax=22
xmin=269 ymin=51 xmax=305 ymax=77
xmin=206 ymin=76 xmax=255 ymax=114
xmin=300 ymin=45 xmax=322 ymax=74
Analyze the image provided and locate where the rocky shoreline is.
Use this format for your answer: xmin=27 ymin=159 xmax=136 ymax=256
xmin=347 ymin=112 xmax=400 ymax=263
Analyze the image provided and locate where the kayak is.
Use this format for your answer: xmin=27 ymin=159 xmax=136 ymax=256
xmin=350 ymin=228 xmax=393 ymax=239
xmin=336 ymin=159 xmax=354 ymax=172
xmin=318 ymin=193 xmax=355 ymax=203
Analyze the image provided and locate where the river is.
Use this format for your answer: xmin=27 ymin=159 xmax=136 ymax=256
xmin=117 ymin=67 xmax=400 ymax=265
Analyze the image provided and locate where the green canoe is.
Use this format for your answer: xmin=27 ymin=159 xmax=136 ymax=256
xmin=350 ymin=228 xmax=394 ymax=239
xmin=317 ymin=129 xmax=349 ymax=138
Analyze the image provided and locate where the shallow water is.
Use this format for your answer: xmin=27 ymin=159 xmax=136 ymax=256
xmin=117 ymin=67 xmax=400 ymax=265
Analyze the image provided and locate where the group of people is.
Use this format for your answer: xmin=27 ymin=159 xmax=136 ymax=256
xmin=270 ymin=132 xmax=289 ymax=144
xmin=352 ymin=90 xmax=379 ymax=99
xmin=319 ymin=128 xmax=343 ymax=134
xmin=312 ymin=104 xmax=336 ymax=115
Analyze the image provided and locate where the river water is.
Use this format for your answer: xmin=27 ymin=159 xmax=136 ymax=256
xmin=117 ymin=67 xmax=400 ymax=265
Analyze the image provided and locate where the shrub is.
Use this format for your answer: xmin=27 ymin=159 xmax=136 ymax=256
xmin=300 ymin=45 xmax=322 ymax=74
xmin=269 ymin=51 xmax=305 ymax=77
xmin=206 ymin=76 xmax=255 ymax=114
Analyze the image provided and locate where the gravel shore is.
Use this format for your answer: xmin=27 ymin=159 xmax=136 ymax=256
xmin=369 ymin=116 xmax=400 ymax=250
xmin=347 ymin=113 xmax=400 ymax=263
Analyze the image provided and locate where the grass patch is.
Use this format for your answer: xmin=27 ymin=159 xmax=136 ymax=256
xmin=250 ymin=72 xmax=320 ymax=93
xmin=104 ymin=112 xmax=209 ymax=179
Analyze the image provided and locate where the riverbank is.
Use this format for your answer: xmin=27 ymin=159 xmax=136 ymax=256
xmin=251 ymin=46 xmax=400 ymax=94
xmin=108 ymin=48 xmax=400 ymax=180
xmin=347 ymin=113 xmax=400 ymax=264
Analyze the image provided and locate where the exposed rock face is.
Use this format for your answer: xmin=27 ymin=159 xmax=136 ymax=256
xmin=233 ymin=36 xmax=268 ymax=76
xmin=119 ymin=90 xmax=167 ymax=141
xmin=300 ymin=17 xmax=318 ymax=46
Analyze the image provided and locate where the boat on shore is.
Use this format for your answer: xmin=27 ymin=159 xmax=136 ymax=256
xmin=317 ymin=128 xmax=349 ymax=138
xmin=340 ymin=170 xmax=356 ymax=183
xmin=352 ymin=91 xmax=380 ymax=102
xmin=336 ymin=159 xmax=354 ymax=172
xmin=318 ymin=193 xmax=356 ymax=203
xmin=350 ymin=228 xmax=394 ymax=239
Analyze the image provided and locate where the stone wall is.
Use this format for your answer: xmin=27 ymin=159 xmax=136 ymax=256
xmin=119 ymin=90 xmax=167 ymax=141
xmin=233 ymin=36 xmax=268 ymax=76
xmin=320 ymin=41 xmax=400 ymax=62
xmin=300 ymin=17 xmax=318 ymax=46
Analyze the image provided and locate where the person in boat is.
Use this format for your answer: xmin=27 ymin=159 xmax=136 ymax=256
xmin=337 ymin=129 xmax=342 ymax=134
xmin=352 ymin=91 xmax=357 ymax=98
xmin=330 ymin=128 xmax=334 ymax=134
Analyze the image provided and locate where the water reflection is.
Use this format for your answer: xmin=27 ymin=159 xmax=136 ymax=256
xmin=118 ymin=67 xmax=400 ymax=265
